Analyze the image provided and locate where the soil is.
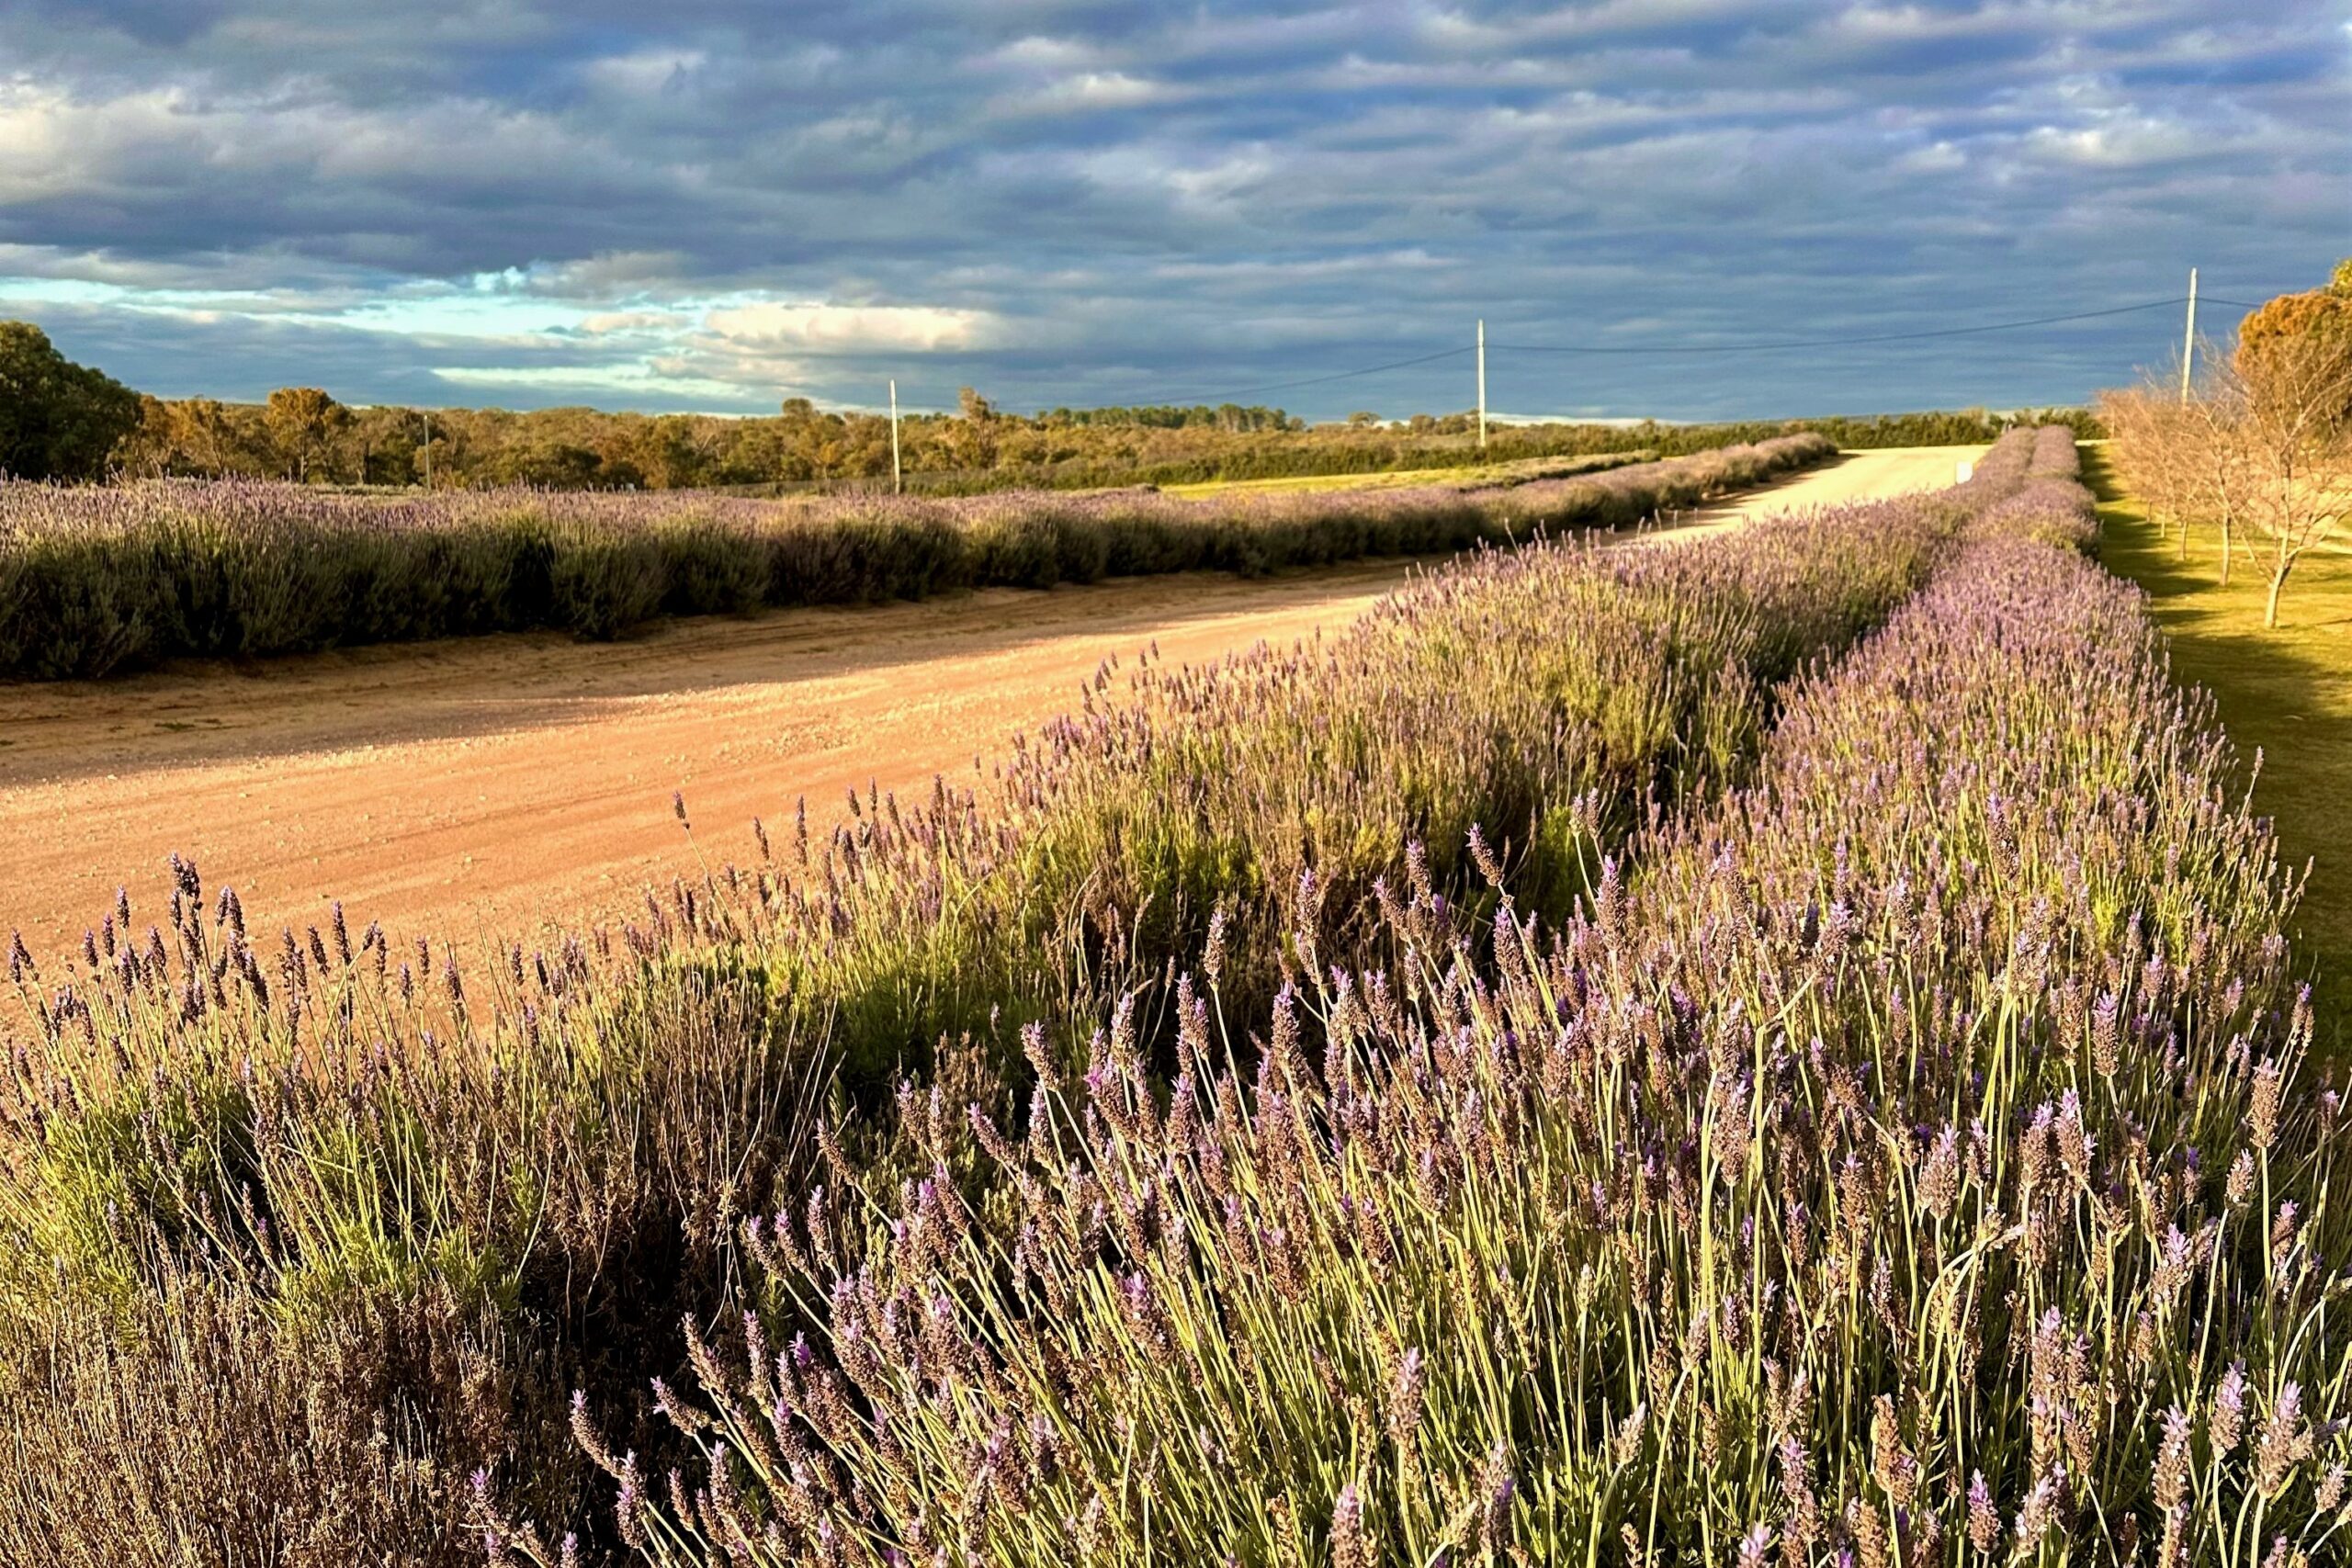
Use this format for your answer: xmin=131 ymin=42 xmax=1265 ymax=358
xmin=0 ymin=446 xmax=1984 ymax=957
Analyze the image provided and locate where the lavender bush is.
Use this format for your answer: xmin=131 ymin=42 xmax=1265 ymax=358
xmin=0 ymin=434 xmax=1832 ymax=679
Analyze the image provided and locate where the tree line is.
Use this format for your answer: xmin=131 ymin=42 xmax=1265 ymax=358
xmin=4 ymin=315 xmax=2096 ymax=493
xmin=0 ymin=322 xmax=143 ymax=482
xmin=2101 ymin=258 xmax=2352 ymax=626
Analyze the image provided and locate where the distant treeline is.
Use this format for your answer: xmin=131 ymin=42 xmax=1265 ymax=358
xmin=110 ymin=394 xmax=2098 ymax=495
xmin=0 ymin=317 xmax=2097 ymax=492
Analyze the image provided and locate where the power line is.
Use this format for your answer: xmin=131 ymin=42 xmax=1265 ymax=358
xmin=933 ymin=288 xmax=2279 ymax=412
xmin=1499 ymin=297 xmax=2198 ymax=355
xmin=1134 ymin=345 xmax=1474 ymax=409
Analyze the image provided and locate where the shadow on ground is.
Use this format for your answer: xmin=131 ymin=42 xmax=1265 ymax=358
xmin=2090 ymin=447 xmax=2352 ymax=1055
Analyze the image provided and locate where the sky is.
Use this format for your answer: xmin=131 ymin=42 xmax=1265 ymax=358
xmin=0 ymin=1 xmax=2345 ymax=422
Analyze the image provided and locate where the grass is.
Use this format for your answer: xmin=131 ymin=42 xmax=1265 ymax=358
xmin=2087 ymin=443 xmax=2352 ymax=1046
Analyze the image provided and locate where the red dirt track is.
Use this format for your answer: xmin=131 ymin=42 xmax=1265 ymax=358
xmin=1 ymin=563 xmax=1419 ymax=955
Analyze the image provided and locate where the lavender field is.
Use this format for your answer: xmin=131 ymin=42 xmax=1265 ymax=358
xmin=3 ymin=428 xmax=2343 ymax=1566
xmin=0 ymin=434 xmax=1829 ymax=679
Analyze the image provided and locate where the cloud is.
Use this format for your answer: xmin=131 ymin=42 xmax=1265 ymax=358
xmin=700 ymin=301 xmax=1004 ymax=354
xmin=525 ymin=251 xmax=697 ymax=301
xmin=579 ymin=48 xmax=709 ymax=96
xmin=993 ymin=70 xmax=1182 ymax=117
xmin=978 ymin=36 xmax=1119 ymax=73
xmin=576 ymin=310 xmax=686 ymax=334
xmin=431 ymin=362 xmax=752 ymax=402
xmin=0 ymin=0 xmax=2340 ymax=420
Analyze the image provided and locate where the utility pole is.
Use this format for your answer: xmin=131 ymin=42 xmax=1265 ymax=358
xmin=2179 ymin=267 xmax=2199 ymax=404
xmin=419 ymin=409 xmax=432 ymax=490
xmin=1476 ymin=319 xmax=1487 ymax=452
xmin=888 ymin=379 xmax=903 ymax=494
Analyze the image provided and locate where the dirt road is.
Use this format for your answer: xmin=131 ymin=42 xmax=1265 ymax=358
xmin=0 ymin=447 xmax=1981 ymax=955
xmin=1655 ymin=442 xmax=1989 ymax=543
xmin=0 ymin=563 xmax=1426 ymax=954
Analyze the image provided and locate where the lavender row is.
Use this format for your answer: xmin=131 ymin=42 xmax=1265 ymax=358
xmin=650 ymin=428 xmax=2047 ymax=1084
xmin=0 ymin=434 xmax=1832 ymax=679
xmin=567 ymin=434 xmax=2348 ymax=1565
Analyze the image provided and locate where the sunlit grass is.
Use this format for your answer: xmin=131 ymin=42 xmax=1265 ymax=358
xmin=2089 ymin=444 xmax=2352 ymax=1049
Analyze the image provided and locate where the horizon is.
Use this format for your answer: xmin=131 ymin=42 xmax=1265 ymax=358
xmin=16 ymin=374 xmax=2093 ymax=427
xmin=2 ymin=3 xmax=2345 ymax=421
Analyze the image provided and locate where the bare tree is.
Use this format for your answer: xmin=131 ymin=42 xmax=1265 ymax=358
xmin=2180 ymin=353 xmax=2262 ymax=588
xmin=2098 ymin=383 xmax=2192 ymax=552
xmin=2104 ymin=324 xmax=2352 ymax=622
xmin=2100 ymin=371 xmax=2249 ymax=578
xmin=2237 ymin=329 xmax=2352 ymax=626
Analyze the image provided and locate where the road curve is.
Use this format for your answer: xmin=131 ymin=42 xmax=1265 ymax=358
xmin=1650 ymin=442 xmax=1990 ymax=544
xmin=0 ymin=446 xmax=1984 ymax=955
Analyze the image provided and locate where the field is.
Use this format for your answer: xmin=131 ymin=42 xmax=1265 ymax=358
xmin=7 ymin=427 xmax=2341 ymax=1568
xmin=2091 ymin=446 xmax=2352 ymax=1045
xmin=0 ymin=445 xmax=1971 ymax=953
xmin=0 ymin=434 xmax=1831 ymax=680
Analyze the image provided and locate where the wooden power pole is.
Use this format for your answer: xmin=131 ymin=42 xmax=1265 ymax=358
xmin=889 ymin=379 xmax=903 ymax=494
xmin=2179 ymin=267 xmax=2199 ymax=404
xmin=1476 ymin=320 xmax=1487 ymax=452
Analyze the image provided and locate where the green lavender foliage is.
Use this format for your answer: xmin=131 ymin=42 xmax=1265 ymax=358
xmin=0 ymin=436 xmax=1960 ymax=1562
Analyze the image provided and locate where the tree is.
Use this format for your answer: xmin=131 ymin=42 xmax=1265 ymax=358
xmin=2237 ymin=327 xmax=2352 ymax=626
xmin=2236 ymin=260 xmax=2352 ymax=424
xmin=0 ymin=321 xmax=142 ymax=480
xmin=484 ymin=437 xmax=605 ymax=489
xmin=2240 ymin=288 xmax=2352 ymax=357
xmin=194 ymin=399 xmax=279 ymax=476
xmin=264 ymin=386 xmax=354 ymax=482
xmin=2106 ymin=259 xmax=2352 ymax=626
xmin=607 ymin=415 xmax=709 ymax=490
xmin=940 ymin=387 xmax=1001 ymax=470
xmin=112 ymin=395 xmax=182 ymax=479
xmin=2099 ymin=378 xmax=2253 ymax=579
xmin=111 ymin=394 xmax=275 ymax=479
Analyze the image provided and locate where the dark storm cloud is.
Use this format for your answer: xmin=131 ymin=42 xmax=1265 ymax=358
xmin=0 ymin=0 xmax=2343 ymax=417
